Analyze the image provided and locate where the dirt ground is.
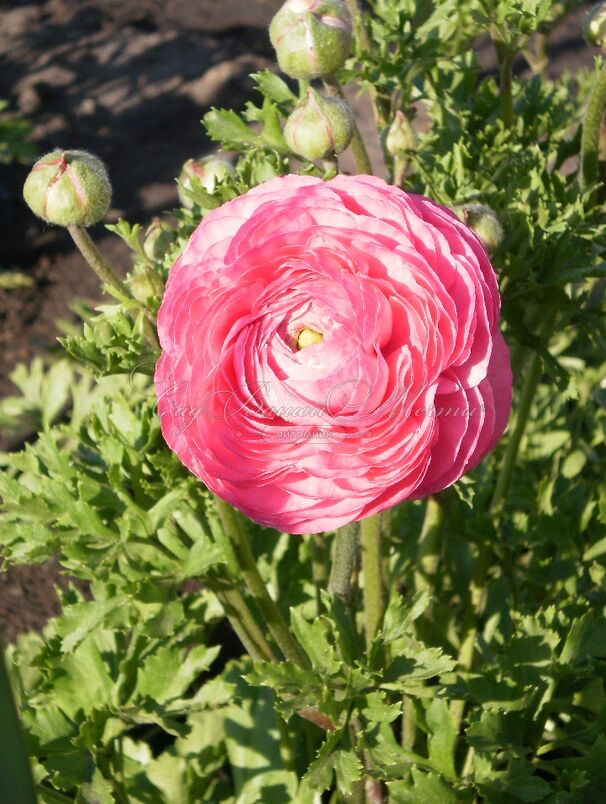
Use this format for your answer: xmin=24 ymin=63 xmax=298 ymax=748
xmin=0 ymin=0 xmax=597 ymax=642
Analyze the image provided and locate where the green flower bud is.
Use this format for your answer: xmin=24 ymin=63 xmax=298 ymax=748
xmin=23 ymin=149 xmax=111 ymax=227
xmin=284 ymin=88 xmax=354 ymax=160
xmin=177 ymin=156 xmax=235 ymax=208
xmin=455 ymin=204 xmax=504 ymax=254
xmin=130 ymin=269 xmax=165 ymax=304
xmin=269 ymin=0 xmax=352 ymax=80
xmin=384 ymin=111 xmax=416 ymax=157
xmin=143 ymin=217 xmax=173 ymax=261
xmin=584 ymin=3 xmax=606 ymax=48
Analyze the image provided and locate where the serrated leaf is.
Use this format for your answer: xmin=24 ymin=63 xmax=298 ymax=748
xmin=58 ymin=598 xmax=128 ymax=653
xmin=182 ymin=539 xmax=225 ymax=579
xmin=289 ymin=608 xmax=341 ymax=675
xmin=302 ymin=730 xmax=362 ymax=797
xmin=425 ymin=698 xmax=457 ymax=780
xmin=388 ymin=768 xmax=465 ymax=803
xmin=137 ymin=644 xmax=220 ymax=704
xmin=252 ymin=71 xmax=297 ymax=105
xmin=204 ymin=109 xmax=264 ymax=148
xmin=381 ymin=590 xmax=432 ymax=644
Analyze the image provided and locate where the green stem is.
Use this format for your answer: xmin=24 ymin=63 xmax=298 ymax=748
xmin=492 ymin=36 xmax=514 ymax=130
xmin=323 ymin=78 xmax=373 ymax=175
xmin=67 ymin=224 xmax=160 ymax=350
xmin=309 ymin=533 xmax=329 ymax=616
xmin=360 ymin=514 xmax=385 ymax=648
xmin=449 ymin=543 xmax=491 ymax=737
xmin=328 ymin=523 xmax=359 ymax=603
xmin=213 ymin=496 xmax=310 ymax=669
xmin=580 ymin=59 xmax=606 ymax=195
xmin=207 ymin=579 xmax=276 ymax=662
xmin=0 ymin=645 xmax=38 ymax=804
xmin=402 ymin=696 xmax=416 ymax=752
xmin=490 ymin=350 xmax=543 ymax=512
xmin=413 ymin=496 xmax=444 ymax=594
xmin=451 ymin=334 xmax=550 ymax=752
xmin=344 ymin=0 xmax=387 ymax=128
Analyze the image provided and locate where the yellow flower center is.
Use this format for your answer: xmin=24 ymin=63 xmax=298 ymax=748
xmin=296 ymin=327 xmax=324 ymax=349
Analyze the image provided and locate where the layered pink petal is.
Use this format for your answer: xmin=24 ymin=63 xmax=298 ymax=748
xmin=155 ymin=174 xmax=512 ymax=533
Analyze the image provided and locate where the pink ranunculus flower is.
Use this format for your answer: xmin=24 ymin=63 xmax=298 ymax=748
xmin=155 ymin=174 xmax=512 ymax=534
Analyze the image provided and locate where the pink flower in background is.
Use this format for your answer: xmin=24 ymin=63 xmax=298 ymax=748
xmin=155 ymin=175 xmax=512 ymax=534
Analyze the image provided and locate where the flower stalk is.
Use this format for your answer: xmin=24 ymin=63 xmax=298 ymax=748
xmin=323 ymin=77 xmax=373 ymax=174
xmin=360 ymin=513 xmax=385 ymax=648
xmin=413 ymin=496 xmax=444 ymax=594
xmin=492 ymin=32 xmax=514 ymax=130
xmin=328 ymin=522 xmax=359 ymax=603
xmin=213 ymin=496 xmax=311 ymax=669
xmin=580 ymin=58 xmax=606 ymax=198
xmin=68 ymin=224 xmax=161 ymax=351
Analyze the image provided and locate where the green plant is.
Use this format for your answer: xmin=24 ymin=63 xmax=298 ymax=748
xmin=2 ymin=1 xmax=606 ymax=801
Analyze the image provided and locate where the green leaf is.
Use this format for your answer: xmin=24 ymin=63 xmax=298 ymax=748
xmin=252 ymin=71 xmax=297 ymax=105
xmin=57 ymin=598 xmax=128 ymax=653
xmin=388 ymin=768 xmax=465 ymax=803
xmin=381 ymin=590 xmax=432 ymax=643
xmin=137 ymin=644 xmax=220 ymax=704
xmin=289 ymin=608 xmax=341 ymax=675
xmin=302 ymin=730 xmax=363 ymax=797
xmin=181 ymin=539 xmax=225 ymax=579
xmin=204 ymin=109 xmax=264 ymax=149
xmin=223 ymin=662 xmax=305 ymax=804
xmin=425 ymin=698 xmax=457 ymax=780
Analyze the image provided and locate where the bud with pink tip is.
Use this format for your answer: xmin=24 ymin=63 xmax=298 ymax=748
xmin=284 ymin=88 xmax=354 ymax=160
xmin=177 ymin=156 xmax=235 ymax=208
xmin=23 ymin=149 xmax=111 ymax=227
xmin=269 ymin=0 xmax=352 ymax=80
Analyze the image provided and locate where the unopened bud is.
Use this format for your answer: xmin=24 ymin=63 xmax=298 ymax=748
xmin=455 ymin=204 xmax=504 ymax=253
xmin=177 ymin=156 xmax=234 ymax=208
xmin=584 ymin=3 xmax=606 ymax=48
xmin=384 ymin=111 xmax=416 ymax=157
xmin=284 ymin=88 xmax=354 ymax=160
xmin=23 ymin=149 xmax=111 ymax=227
xmin=130 ymin=269 xmax=165 ymax=304
xmin=269 ymin=0 xmax=352 ymax=80
xmin=143 ymin=217 xmax=173 ymax=261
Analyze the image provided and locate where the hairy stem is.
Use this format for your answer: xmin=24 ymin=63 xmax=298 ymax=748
xmin=413 ymin=496 xmax=444 ymax=594
xmin=213 ymin=496 xmax=310 ymax=668
xmin=67 ymin=224 xmax=160 ymax=350
xmin=309 ymin=533 xmax=329 ymax=615
xmin=207 ymin=579 xmax=276 ymax=662
xmin=323 ymin=78 xmax=373 ymax=174
xmin=490 ymin=350 xmax=543 ymax=512
xmin=580 ymin=59 xmax=606 ymax=196
xmin=344 ymin=0 xmax=387 ymax=129
xmin=402 ymin=696 xmax=416 ymax=753
xmin=360 ymin=514 xmax=385 ymax=648
xmin=492 ymin=35 xmax=514 ymax=130
xmin=328 ymin=523 xmax=359 ymax=603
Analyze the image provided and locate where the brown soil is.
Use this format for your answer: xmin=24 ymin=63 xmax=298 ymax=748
xmin=0 ymin=0 xmax=597 ymax=642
